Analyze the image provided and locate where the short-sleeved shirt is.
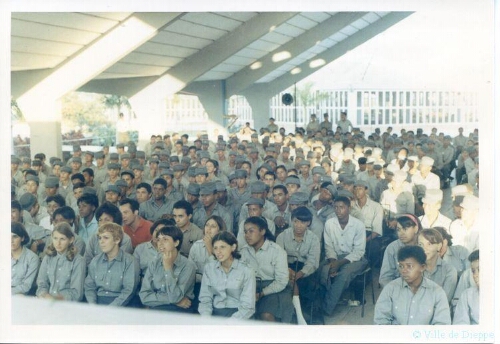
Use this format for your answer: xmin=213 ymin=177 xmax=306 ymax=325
xmin=123 ymin=217 xmax=153 ymax=249
xmin=276 ymin=227 xmax=320 ymax=277
xmin=179 ymin=223 xmax=204 ymax=257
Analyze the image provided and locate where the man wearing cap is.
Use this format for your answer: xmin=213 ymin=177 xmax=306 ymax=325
xmin=277 ymin=147 xmax=294 ymax=170
xmin=238 ymin=181 xmax=280 ymax=224
xmin=31 ymin=159 xmax=47 ymax=184
xmin=336 ymin=111 xmax=353 ymax=135
xmin=69 ymin=156 xmax=83 ymax=175
xmin=306 ymin=114 xmax=320 ymax=136
xmin=236 ymin=197 xmax=276 ymax=248
xmin=12 ymin=199 xmax=51 ymax=254
xmin=11 ymin=156 xmax=24 ymax=187
xmin=319 ymin=113 xmax=332 ymax=132
xmin=92 ymin=151 xmax=107 ymax=189
xmin=57 ymin=165 xmax=74 ymax=200
xmin=352 ymin=180 xmax=385 ymax=267
xmin=139 ymin=178 xmax=174 ymax=222
xmin=412 ymin=156 xmax=441 ymax=211
xmin=418 ymin=189 xmax=452 ymax=230
xmin=449 ymin=195 xmax=479 ymax=253
xmin=380 ymin=170 xmax=415 ymax=217
xmin=41 ymin=176 xmax=60 ymax=207
xmin=66 ymin=144 xmax=83 ymax=167
xmin=266 ymin=118 xmax=279 ymax=134
xmin=439 ymin=135 xmax=456 ymax=187
xmin=227 ymin=169 xmax=252 ymax=225
xmin=19 ymin=191 xmax=49 ymax=227
xmin=20 ymin=175 xmax=45 ymax=205
xmin=120 ymin=169 xmax=136 ymax=200
xmin=98 ymin=162 xmax=121 ymax=204
xmin=193 ymin=182 xmax=233 ymax=234
xmin=321 ymin=195 xmax=368 ymax=316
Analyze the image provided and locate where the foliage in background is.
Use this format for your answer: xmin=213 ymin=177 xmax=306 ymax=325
xmin=286 ymin=81 xmax=331 ymax=116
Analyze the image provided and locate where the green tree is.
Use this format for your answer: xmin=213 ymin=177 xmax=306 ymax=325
xmin=103 ymin=95 xmax=132 ymax=121
xmin=287 ymin=81 xmax=330 ymax=116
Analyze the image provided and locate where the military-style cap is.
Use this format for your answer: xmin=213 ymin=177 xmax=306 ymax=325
xmin=285 ymin=176 xmax=301 ymax=185
xmin=26 ymin=175 xmax=39 ymax=183
xmin=247 ymin=197 xmax=265 ymax=206
xmin=187 ymin=167 xmax=197 ymax=178
xmin=132 ymin=164 xmax=144 ymax=171
xmin=84 ymin=151 xmax=94 ymax=157
xmin=158 ymin=162 xmax=170 ymax=170
xmin=198 ymin=151 xmax=210 ymax=159
xmin=422 ymin=189 xmax=443 ymax=204
xmin=94 ymin=151 xmax=105 ymax=159
xmin=420 ymin=156 xmax=434 ymax=167
xmin=235 ymin=156 xmax=246 ymax=165
xmin=282 ymin=147 xmax=290 ymax=153
xmin=45 ymin=176 xmax=59 ymax=188
xmin=181 ymin=156 xmax=191 ymax=164
xmin=337 ymin=189 xmax=354 ymax=199
xmin=187 ymin=183 xmax=200 ymax=196
xmin=83 ymin=186 xmax=97 ymax=195
xmin=11 ymin=156 xmax=21 ymax=164
xmin=169 ymin=156 xmax=180 ymax=163
xmin=260 ymin=163 xmax=273 ymax=172
xmin=298 ymin=160 xmax=310 ymax=167
xmin=61 ymin=166 xmax=72 ymax=173
xmin=72 ymin=157 xmax=82 ymax=164
xmin=120 ymin=153 xmax=131 ymax=160
xmin=323 ymin=184 xmax=337 ymax=197
xmin=228 ymin=172 xmax=237 ymax=182
xmin=289 ymin=192 xmax=309 ymax=205
xmin=105 ymin=185 xmax=121 ymax=194
xmin=460 ymin=195 xmax=479 ymax=210
xmin=202 ymin=140 xmax=209 ymax=146
xmin=109 ymin=153 xmax=119 ymax=160
xmin=136 ymin=151 xmax=146 ymax=159
xmin=228 ymin=151 xmax=237 ymax=157
xmin=354 ymin=180 xmax=369 ymax=189
xmin=311 ymin=166 xmax=325 ymax=175
xmin=107 ymin=163 xmax=121 ymax=170
xmin=116 ymin=143 xmax=125 ymax=148
xmin=342 ymin=175 xmax=356 ymax=185
xmin=160 ymin=169 xmax=174 ymax=177
xmin=215 ymin=181 xmax=226 ymax=192
xmin=195 ymin=167 xmax=208 ymax=176
xmin=199 ymin=182 xmax=217 ymax=195
xmin=115 ymin=179 xmax=128 ymax=188
xmin=19 ymin=193 xmax=37 ymax=210
xmin=250 ymin=181 xmax=267 ymax=194
xmin=373 ymin=164 xmax=383 ymax=171
xmin=234 ymin=169 xmax=247 ymax=179
xmin=73 ymin=144 xmax=82 ymax=152
xmin=31 ymin=159 xmax=42 ymax=167
xmin=173 ymin=165 xmax=184 ymax=172
xmin=320 ymin=175 xmax=333 ymax=183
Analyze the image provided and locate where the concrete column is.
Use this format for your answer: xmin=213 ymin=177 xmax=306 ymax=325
xmin=244 ymin=92 xmax=272 ymax=132
xmin=24 ymin=100 xmax=62 ymax=159
xmin=128 ymin=96 xmax=166 ymax=149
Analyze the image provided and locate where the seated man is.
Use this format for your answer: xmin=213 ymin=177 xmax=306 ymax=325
xmin=453 ymin=250 xmax=479 ymax=325
xmin=374 ymin=245 xmax=451 ymax=325
xmin=320 ymin=195 xmax=368 ymax=317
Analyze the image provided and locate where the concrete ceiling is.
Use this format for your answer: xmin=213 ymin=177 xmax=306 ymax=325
xmin=11 ymin=11 xmax=412 ymax=99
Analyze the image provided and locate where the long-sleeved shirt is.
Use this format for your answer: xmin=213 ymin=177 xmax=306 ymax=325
xmin=139 ymin=253 xmax=196 ymax=307
xmin=179 ymin=223 xmax=204 ymax=258
xmin=11 ymin=247 xmax=40 ymax=295
xmin=352 ymin=198 xmax=384 ymax=236
xmin=324 ymin=215 xmax=366 ymax=263
xmin=237 ymin=216 xmax=275 ymax=250
xmin=423 ymin=257 xmax=457 ymax=302
xmin=449 ymin=219 xmax=479 ymax=253
xmin=36 ymin=253 xmax=86 ymax=301
xmin=452 ymin=268 xmax=475 ymax=311
xmin=84 ymin=250 xmax=139 ymax=306
xmin=139 ymin=196 xmax=175 ymax=222
xmin=379 ymin=239 xmax=405 ymax=287
xmin=374 ymin=277 xmax=451 ymax=325
xmin=418 ymin=213 xmax=452 ymax=232
xmin=84 ymin=232 xmax=133 ymax=266
xmin=192 ymin=203 xmax=233 ymax=234
xmin=453 ymin=286 xmax=479 ymax=325
xmin=133 ymin=241 xmax=160 ymax=278
xmin=78 ymin=216 xmax=99 ymax=246
xmin=380 ymin=187 xmax=415 ymax=216
xmin=442 ymin=245 xmax=470 ymax=276
xmin=198 ymin=259 xmax=256 ymax=319
xmin=188 ymin=240 xmax=217 ymax=282
xmin=276 ymin=227 xmax=320 ymax=277
xmin=239 ymin=240 xmax=288 ymax=296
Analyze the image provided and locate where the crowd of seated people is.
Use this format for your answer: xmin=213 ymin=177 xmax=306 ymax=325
xmin=11 ymin=115 xmax=480 ymax=325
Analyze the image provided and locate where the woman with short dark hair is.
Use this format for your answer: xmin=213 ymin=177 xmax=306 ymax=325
xmin=11 ymin=222 xmax=40 ymax=295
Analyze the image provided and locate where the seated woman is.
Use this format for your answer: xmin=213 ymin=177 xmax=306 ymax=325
xmin=84 ymin=222 xmax=139 ymax=306
xmin=276 ymin=207 xmax=320 ymax=325
xmin=453 ymin=250 xmax=479 ymax=325
xmin=239 ymin=216 xmax=293 ymax=323
xmin=139 ymin=224 xmax=196 ymax=312
xmin=189 ymin=215 xmax=226 ymax=310
xmin=374 ymin=245 xmax=451 ymax=325
xmin=198 ymin=231 xmax=256 ymax=319
xmin=11 ymin=222 xmax=40 ymax=295
xmin=418 ymin=228 xmax=458 ymax=302
xmin=36 ymin=222 xmax=86 ymax=301
xmin=84 ymin=202 xmax=133 ymax=266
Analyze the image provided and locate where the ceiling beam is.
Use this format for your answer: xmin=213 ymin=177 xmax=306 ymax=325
xmin=226 ymin=12 xmax=368 ymax=97
xmin=241 ymin=12 xmax=413 ymax=101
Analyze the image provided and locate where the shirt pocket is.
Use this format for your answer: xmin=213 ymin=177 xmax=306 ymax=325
xmin=226 ymin=275 xmax=244 ymax=299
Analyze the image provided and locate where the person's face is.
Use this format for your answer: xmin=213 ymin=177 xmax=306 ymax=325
xmin=108 ymin=168 xmax=119 ymax=179
xmin=73 ymin=187 xmax=84 ymax=200
xmin=53 ymin=214 xmax=72 ymax=226
xmin=78 ymin=201 xmax=95 ymax=219
xmin=293 ymin=218 xmax=310 ymax=236
xmin=242 ymin=164 xmax=251 ymax=176
xmin=276 ymin=168 xmax=287 ymax=182
xmin=26 ymin=180 xmax=38 ymax=194
xmin=98 ymin=212 xmax=114 ymax=225
xmin=397 ymin=223 xmax=419 ymax=244
xmin=71 ymin=161 xmax=81 ymax=171
xmin=136 ymin=187 xmax=151 ymax=203
xmin=120 ymin=203 xmax=137 ymax=226
xmin=195 ymin=174 xmax=207 ymax=184
xmin=354 ymin=185 xmax=367 ymax=200
xmin=286 ymin=183 xmax=300 ymax=195
xmin=134 ymin=169 xmax=143 ymax=179
xmin=272 ymin=189 xmax=288 ymax=207
xmin=186 ymin=193 xmax=199 ymax=205
xmin=45 ymin=186 xmax=58 ymax=197
xmin=244 ymin=222 xmax=265 ymax=247
xmin=52 ymin=230 xmax=74 ymax=254
xmin=334 ymin=201 xmax=350 ymax=221
xmin=52 ymin=165 xmax=61 ymax=176
xmin=453 ymin=204 xmax=462 ymax=219
xmin=418 ymin=234 xmax=441 ymax=260
xmin=105 ymin=191 xmax=120 ymax=204
xmin=122 ymin=174 xmax=134 ymax=188
xmin=247 ymin=204 xmax=263 ymax=217
xmin=213 ymin=239 xmax=236 ymax=264
xmin=98 ymin=230 xmax=120 ymax=255
xmin=162 ymin=175 xmax=173 ymax=187
xmin=46 ymin=200 xmax=60 ymax=217
xmin=82 ymin=172 xmax=92 ymax=185
xmin=398 ymin=257 xmax=425 ymax=285
xmin=156 ymin=233 xmax=179 ymax=254
xmin=422 ymin=201 xmax=440 ymax=215
xmin=173 ymin=208 xmax=191 ymax=228
xmin=236 ymin=177 xmax=246 ymax=189
xmin=11 ymin=232 xmax=23 ymax=252
xmin=300 ymin=165 xmax=310 ymax=175
xmin=206 ymin=162 xmax=215 ymax=174
xmin=200 ymin=192 xmax=216 ymax=208
xmin=204 ymin=218 xmax=221 ymax=237
xmin=471 ymin=260 xmax=479 ymax=287
xmin=152 ymin=184 xmax=166 ymax=200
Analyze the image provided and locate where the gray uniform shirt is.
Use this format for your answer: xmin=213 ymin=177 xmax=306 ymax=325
xmin=188 ymin=240 xmax=217 ymax=282
xmin=139 ymin=196 xmax=174 ymax=222
xmin=276 ymin=227 xmax=320 ymax=277
xmin=453 ymin=286 xmax=479 ymax=325
xmin=139 ymin=253 xmax=196 ymax=307
xmin=11 ymin=246 xmax=40 ymax=295
xmin=179 ymin=223 xmax=204 ymax=258
xmin=133 ymin=241 xmax=160 ymax=278
xmin=84 ymin=250 xmax=139 ymax=306
xmin=324 ymin=215 xmax=366 ymax=262
xmin=198 ymin=259 xmax=256 ymax=319
xmin=379 ymin=239 xmax=405 ymax=287
xmin=423 ymin=257 xmax=457 ymax=302
xmin=84 ymin=233 xmax=133 ymax=266
xmin=36 ymin=252 xmax=86 ymax=301
xmin=374 ymin=277 xmax=451 ymax=325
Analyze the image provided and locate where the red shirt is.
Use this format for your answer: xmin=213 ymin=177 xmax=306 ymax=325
xmin=123 ymin=217 xmax=153 ymax=248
